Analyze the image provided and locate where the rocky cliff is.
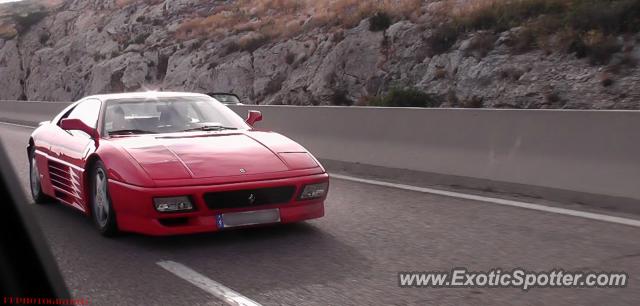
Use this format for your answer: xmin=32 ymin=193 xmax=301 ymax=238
xmin=0 ymin=0 xmax=639 ymax=109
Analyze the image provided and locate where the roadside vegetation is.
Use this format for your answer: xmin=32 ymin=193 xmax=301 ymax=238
xmin=175 ymin=0 xmax=420 ymax=50
xmin=0 ymin=22 xmax=17 ymax=39
xmin=0 ymin=0 xmax=60 ymax=38
xmin=433 ymin=0 xmax=640 ymax=65
xmin=368 ymin=87 xmax=441 ymax=108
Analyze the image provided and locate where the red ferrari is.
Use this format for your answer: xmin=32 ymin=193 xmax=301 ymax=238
xmin=28 ymin=92 xmax=329 ymax=236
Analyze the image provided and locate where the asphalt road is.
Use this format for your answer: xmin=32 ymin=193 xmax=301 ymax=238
xmin=1 ymin=123 xmax=639 ymax=306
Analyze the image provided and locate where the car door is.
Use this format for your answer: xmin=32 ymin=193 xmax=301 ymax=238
xmin=54 ymin=99 xmax=101 ymax=165
xmin=49 ymin=99 xmax=101 ymax=211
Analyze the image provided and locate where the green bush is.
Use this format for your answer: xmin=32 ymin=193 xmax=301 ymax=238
xmin=563 ymin=30 xmax=621 ymax=64
xmin=330 ymin=89 xmax=354 ymax=106
xmin=132 ymin=33 xmax=150 ymax=45
xmin=13 ymin=11 xmax=48 ymax=33
xmin=507 ymin=27 xmax=538 ymax=54
xmin=369 ymin=12 xmax=392 ymax=32
xmin=452 ymin=0 xmax=565 ymax=33
xmin=38 ymin=32 xmax=50 ymax=45
xmin=427 ymin=24 xmax=460 ymax=55
xmin=585 ymin=35 xmax=621 ymax=65
xmin=238 ymin=34 xmax=270 ymax=52
xmin=437 ymin=0 xmax=640 ymax=65
xmin=464 ymin=32 xmax=496 ymax=57
xmin=566 ymin=0 xmax=640 ymax=35
xmin=370 ymin=87 xmax=441 ymax=108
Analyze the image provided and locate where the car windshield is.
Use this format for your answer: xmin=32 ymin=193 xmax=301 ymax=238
xmin=104 ymin=96 xmax=248 ymax=136
xmin=210 ymin=94 xmax=241 ymax=104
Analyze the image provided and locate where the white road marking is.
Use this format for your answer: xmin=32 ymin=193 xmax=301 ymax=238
xmin=157 ymin=260 xmax=263 ymax=306
xmin=331 ymin=173 xmax=640 ymax=228
xmin=0 ymin=121 xmax=37 ymax=129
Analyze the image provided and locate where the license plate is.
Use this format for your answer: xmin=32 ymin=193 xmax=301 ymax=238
xmin=216 ymin=209 xmax=280 ymax=229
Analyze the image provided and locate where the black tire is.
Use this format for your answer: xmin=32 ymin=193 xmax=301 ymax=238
xmin=90 ymin=160 xmax=119 ymax=237
xmin=29 ymin=147 xmax=52 ymax=204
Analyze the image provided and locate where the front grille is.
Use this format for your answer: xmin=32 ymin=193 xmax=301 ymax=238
xmin=204 ymin=186 xmax=296 ymax=210
xmin=158 ymin=217 xmax=189 ymax=227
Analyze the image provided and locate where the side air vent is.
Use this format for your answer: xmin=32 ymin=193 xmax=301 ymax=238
xmin=47 ymin=160 xmax=80 ymax=203
xmin=48 ymin=161 xmax=71 ymax=193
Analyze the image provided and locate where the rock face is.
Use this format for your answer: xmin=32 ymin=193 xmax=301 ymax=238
xmin=0 ymin=0 xmax=639 ymax=109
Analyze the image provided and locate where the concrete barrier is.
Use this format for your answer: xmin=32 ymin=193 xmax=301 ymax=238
xmin=2 ymin=100 xmax=639 ymax=210
xmin=230 ymin=105 xmax=640 ymax=210
xmin=0 ymin=100 xmax=70 ymax=126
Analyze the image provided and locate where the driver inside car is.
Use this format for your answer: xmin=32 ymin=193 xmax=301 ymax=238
xmin=107 ymin=106 xmax=129 ymax=132
xmin=158 ymin=104 xmax=189 ymax=130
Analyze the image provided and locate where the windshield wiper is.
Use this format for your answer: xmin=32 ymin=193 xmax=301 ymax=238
xmin=109 ymin=129 xmax=156 ymax=135
xmin=181 ymin=125 xmax=238 ymax=132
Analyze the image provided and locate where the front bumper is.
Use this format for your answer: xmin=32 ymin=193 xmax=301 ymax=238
xmin=108 ymin=173 xmax=328 ymax=236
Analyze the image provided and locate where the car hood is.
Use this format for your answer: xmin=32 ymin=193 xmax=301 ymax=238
xmin=110 ymin=131 xmax=317 ymax=180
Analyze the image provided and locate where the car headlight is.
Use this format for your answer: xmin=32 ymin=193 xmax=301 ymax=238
xmin=278 ymin=152 xmax=318 ymax=170
xmin=153 ymin=196 xmax=194 ymax=212
xmin=298 ymin=182 xmax=329 ymax=200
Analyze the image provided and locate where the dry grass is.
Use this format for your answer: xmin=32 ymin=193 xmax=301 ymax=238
xmin=445 ymin=0 xmax=640 ymax=34
xmin=115 ymin=0 xmax=137 ymax=8
xmin=433 ymin=0 xmax=640 ymax=65
xmin=0 ymin=0 xmax=64 ymax=14
xmin=0 ymin=23 xmax=17 ymax=39
xmin=447 ymin=0 xmax=566 ymax=31
xmin=0 ymin=0 xmax=64 ymax=36
xmin=175 ymin=0 xmax=421 ymax=42
xmin=463 ymin=31 xmax=496 ymax=57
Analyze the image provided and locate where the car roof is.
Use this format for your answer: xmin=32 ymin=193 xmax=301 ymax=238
xmin=207 ymin=92 xmax=240 ymax=97
xmin=83 ymin=91 xmax=211 ymax=102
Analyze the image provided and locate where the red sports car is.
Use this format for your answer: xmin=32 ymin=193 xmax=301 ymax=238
xmin=28 ymin=92 xmax=329 ymax=236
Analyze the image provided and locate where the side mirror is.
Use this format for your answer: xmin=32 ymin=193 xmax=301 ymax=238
xmin=60 ymin=119 xmax=99 ymax=139
xmin=246 ymin=110 xmax=262 ymax=126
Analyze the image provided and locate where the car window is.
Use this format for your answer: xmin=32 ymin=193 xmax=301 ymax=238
xmin=211 ymin=94 xmax=240 ymax=104
xmin=104 ymin=97 xmax=248 ymax=135
xmin=185 ymin=103 xmax=202 ymax=123
xmin=59 ymin=99 xmax=101 ymax=137
xmin=63 ymin=99 xmax=101 ymax=129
